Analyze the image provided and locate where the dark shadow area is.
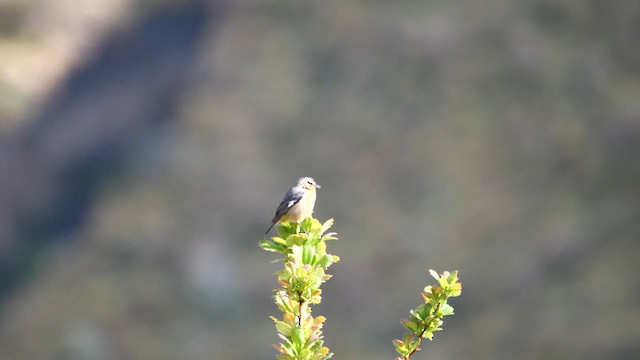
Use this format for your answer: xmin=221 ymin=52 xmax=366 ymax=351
xmin=0 ymin=0 xmax=226 ymax=303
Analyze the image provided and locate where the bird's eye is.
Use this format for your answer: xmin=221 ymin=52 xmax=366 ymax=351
xmin=307 ymin=180 xmax=313 ymax=185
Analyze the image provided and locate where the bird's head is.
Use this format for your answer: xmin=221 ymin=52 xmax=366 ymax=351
xmin=297 ymin=177 xmax=321 ymax=190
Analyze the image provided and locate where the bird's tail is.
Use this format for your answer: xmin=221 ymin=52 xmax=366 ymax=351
xmin=264 ymin=222 xmax=275 ymax=237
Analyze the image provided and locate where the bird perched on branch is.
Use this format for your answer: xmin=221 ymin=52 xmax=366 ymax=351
xmin=264 ymin=177 xmax=321 ymax=236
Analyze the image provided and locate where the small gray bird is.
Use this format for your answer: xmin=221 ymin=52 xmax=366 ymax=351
xmin=264 ymin=177 xmax=321 ymax=236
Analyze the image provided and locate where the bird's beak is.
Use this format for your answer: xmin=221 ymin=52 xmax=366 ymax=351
xmin=315 ymin=184 xmax=321 ymax=189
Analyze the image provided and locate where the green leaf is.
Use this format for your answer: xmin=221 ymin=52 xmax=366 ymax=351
xmin=295 ymin=266 xmax=308 ymax=280
xmin=301 ymin=217 xmax=314 ymax=231
xmin=440 ymin=303 xmax=455 ymax=316
xmin=416 ymin=303 xmax=430 ymax=319
xmin=402 ymin=319 xmax=418 ymax=333
xmin=393 ymin=339 xmax=407 ymax=355
xmin=287 ymin=234 xmax=307 ymax=246
xmin=274 ymin=320 xmax=292 ymax=337
xmin=447 ymin=280 xmax=463 ymax=297
xmin=302 ymin=244 xmax=316 ymax=265
xmin=407 ymin=336 xmax=421 ymax=352
xmin=318 ymin=255 xmax=333 ymax=269
xmin=428 ymin=269 xmax=439 ymax=281
xmin=277 ymin=222 xmax=296 ymax=238
xmin=272 ymin=237 xmax=287 ymax=245
xmin=291 ymin=327 xmax=306 ymax=349
xmin=260 ymin=239 xmax=287 ymax=253
xmin=315 ymin=241 xmax=327 ymax=256
xmin=321 ymin=218 xmax=334 ymax=233
xmin=447 ymin=270 xmax=458 ymax=285
xmin=274 ymin=295 xmax=294 ymax=313
xmin=438 ymin=271 xmax=449 ymax=288
xmin=291 ymin=245 xmax=304 ymax=264
xmin=301 ymin=217 xmax=323 ymax=235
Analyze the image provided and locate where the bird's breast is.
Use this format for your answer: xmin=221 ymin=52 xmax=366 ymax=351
xmin=288 ymin=190 xmax=316 ymax=222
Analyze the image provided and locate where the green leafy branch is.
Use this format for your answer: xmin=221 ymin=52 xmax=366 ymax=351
xmin=260 ymin=217 xmax=340 ymax=360
xmin=261 ymin=217 xmax=462 ymax=359
xmin=393 ymin=270 xmax=462 ymax=360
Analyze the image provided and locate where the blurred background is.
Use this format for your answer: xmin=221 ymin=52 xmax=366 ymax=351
xmin=0 ymin=0 xmax=639 ymax=359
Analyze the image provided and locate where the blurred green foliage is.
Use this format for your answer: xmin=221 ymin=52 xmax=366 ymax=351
xmin=0 ymin=1 xmax=639 ymax=360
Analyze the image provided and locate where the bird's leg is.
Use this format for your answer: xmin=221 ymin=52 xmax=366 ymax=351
xmin=296 ymin=221 xmax=307 ymax=234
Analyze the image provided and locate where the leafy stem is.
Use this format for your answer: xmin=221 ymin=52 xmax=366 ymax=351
xmin=393 ymin=270 xmax=462 ymax=360
xmin=401 ymin=303 xmax=440 ymax=360
xmin=260 ymin=217 xmax=339 ymax=360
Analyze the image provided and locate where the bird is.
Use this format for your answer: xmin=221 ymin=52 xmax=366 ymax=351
xmin=264 ymin=177 xmax=321 ymax=236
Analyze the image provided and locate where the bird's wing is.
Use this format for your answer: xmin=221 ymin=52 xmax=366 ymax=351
xmin=272 ymin=187 xmax=305 ymax=223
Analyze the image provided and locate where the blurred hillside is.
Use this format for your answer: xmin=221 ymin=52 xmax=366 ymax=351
xmin=0 ymin=1 xmax=639 ymax=359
